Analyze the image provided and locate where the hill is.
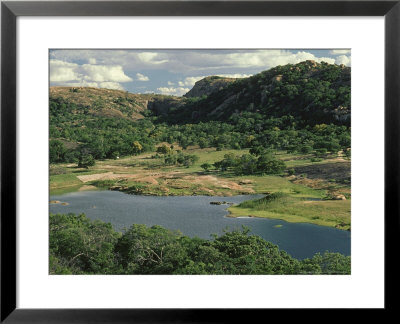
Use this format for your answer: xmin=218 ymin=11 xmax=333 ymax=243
xmin=50 ymin=87 xmax=186 ymax=120
xmin=164 ymin=60 xmax=350 ymax=126
xmin=50 ymin=87 xmax=150 ymax=120
xmin=49 ymin=61 xmax=351 ymax=164
xmin=183 ymin=76 xmax=238 ymax=98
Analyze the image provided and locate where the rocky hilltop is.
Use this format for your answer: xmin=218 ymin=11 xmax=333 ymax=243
xmin=50 ymin=86 xmax=184 ymax=120
xmin=184 ymin=76 xmax=238 ymax=98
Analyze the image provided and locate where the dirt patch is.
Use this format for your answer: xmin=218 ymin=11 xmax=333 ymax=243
xmin=183 ymin=175 xmax=254 ymax=193
xmin=139 ymin=176 xmax=159 ymax=185
xmin=77 ymin=172 xmax=114 ymax=182
xmin=82 ymin=169 xmax=255 ymax=196
xmin=79 ymin=185 xmax=97 ymax=191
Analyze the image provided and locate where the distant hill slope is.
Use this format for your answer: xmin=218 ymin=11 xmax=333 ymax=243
xmin=166 ymin=60 xmax=351 ymax=126
xmin=50 ymin=87 xmax=152 ymax=120
xmin=50 ymin=87 xmax=186 ymax=120
xmin=184 ymin=76 xmax=238 ymax=98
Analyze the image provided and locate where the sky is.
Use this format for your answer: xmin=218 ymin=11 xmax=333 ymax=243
xmin=49 ymin=49 xmax=351 ymax=96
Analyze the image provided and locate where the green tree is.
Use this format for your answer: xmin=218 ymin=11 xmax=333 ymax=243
xmin=299 ymin=145 xmax=313 ymax=154
xmin=157 ymin=144 xmax=172 ymax=155
xmin=201 ymin=163 xmax=212 ymax=172
xmin=78 ymin=153 xmax=95 ymax=169
xmin=49 ymin=140 xmax=66 ymax=163
xmin=49 ymin=213 xmax=119 ymax=274
xmin=257 ymin=154 xmax=286 ymax=174
xmin=132 ymin=141 xmax=143 ymax=155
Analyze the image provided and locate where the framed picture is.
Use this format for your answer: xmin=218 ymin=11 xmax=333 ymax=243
xmin=1 ymin=0 xmax=398 ymax=321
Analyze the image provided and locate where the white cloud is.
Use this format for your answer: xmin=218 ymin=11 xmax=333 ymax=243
xmin=50 ymin=49 xmax=341 ymax=76
xmin=49 ymin=60 xmax=80 ymax=82
xmin=177 ymin=50 xmax=336 ymax=71
xmin=80 ymin=64 xmax=132 ymax=82
xmin=137 ymin=52 xmax=168 ymax=65
xmin=50 ymin=59 xmax=132 ymax=90
xmin=329 ymin=49 xmax=351 ymax=55
xmin=217 ymin=73 xmax=252 ymax=78
xmin=157 ymin=87 xmax=190 ymax=96
xmin=335 ymin=55 xmax=351 ymax=66
xmin=178 ymin=76 xmax=205 ymax=87
xmin=136 ymin=73 xmax=149 ymax=81
xmin=137 ymin=52 xmax=157 ymax=62
xmin=50 ymin=49 xmax=350 ymax=94
xmin=97 ymin=82 xmax=126 ymax=90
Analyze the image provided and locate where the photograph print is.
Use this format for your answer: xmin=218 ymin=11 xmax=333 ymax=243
xmin=49 ymin=49 xmax=351 ymax=275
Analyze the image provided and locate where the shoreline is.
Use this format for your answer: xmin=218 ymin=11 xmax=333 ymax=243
xmin=226 ymin=206 xmax=350 ymax=231
xmin=50 ymin=186 xmax=350 ymax=232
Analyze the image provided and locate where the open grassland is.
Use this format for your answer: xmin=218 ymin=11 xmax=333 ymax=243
xmin=50 ymin=147 xmax=350 ymax=230
xmin=228 ymin=193 xmax=350 ymax=230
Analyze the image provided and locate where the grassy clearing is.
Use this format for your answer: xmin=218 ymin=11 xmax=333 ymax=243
xmin=228 ymin=192 xmax=350 ymax=230
xmin=50 ymin=173 xmax=82 ymax=191
xmin=50 ymin=166 xmax=111 ymax=194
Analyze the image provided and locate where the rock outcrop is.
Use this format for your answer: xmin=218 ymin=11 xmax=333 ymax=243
xmin=184 ymin=76 xmax=238 ymax=98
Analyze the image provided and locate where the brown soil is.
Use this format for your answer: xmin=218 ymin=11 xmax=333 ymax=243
xmin=77 ymin=170 xmax=254 ymax=195
xmin=79 ymin=185 xmax=97 ymax=191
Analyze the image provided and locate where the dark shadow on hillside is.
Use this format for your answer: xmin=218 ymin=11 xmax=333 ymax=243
xmin=294 ymin=162 xmax=351 ymax=184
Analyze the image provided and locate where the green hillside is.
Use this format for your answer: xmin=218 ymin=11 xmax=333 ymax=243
xmin=163 ymin=60 xmax=350 ymax=125
xmin=49 ymin=61 xmax=350 ymax=164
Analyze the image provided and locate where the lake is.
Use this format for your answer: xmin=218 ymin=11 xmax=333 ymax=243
xmin=49 ymin=190 xmax=350 ymax=260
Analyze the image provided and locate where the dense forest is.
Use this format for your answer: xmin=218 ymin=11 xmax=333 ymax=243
xmin=50 ymin=213 xmax=350 ymax=275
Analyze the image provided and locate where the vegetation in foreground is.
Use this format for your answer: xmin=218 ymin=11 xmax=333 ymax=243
xmin=50 ymin=213 xmax=351 ymax=275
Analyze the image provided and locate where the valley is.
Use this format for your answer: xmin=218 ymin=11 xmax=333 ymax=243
xmin=49 ymin=58 xmax=351 ymax=274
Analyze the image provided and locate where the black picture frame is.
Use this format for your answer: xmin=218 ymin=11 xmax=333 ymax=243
xmin=1 ymin=0 xmax=399 ymax=321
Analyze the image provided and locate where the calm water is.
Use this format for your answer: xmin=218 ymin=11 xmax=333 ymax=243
xmin=49 ymin=190 xmax=350 ymax=259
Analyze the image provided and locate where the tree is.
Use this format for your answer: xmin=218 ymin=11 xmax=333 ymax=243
xmin=249 ymin=146 xmax=266 ymax=156
xmin=245 ymin=135 xmax=256 ymax=147
xmin=299 ymin=145 xmax=313 ymax=154
xmin=315 ymin=148 xmax=327 ymax=158
xmin=49 ymin=213 xmax=350 ymax=275
xmin=156 ymin=144 xmax=172 ymax=155
xmin=257 ymin=154 xmax=286 ymax=174
xmin=198 ymin=137 xmax=209 ymax=149
xmin=49 ymin=213 xmax=119 ymax=274
xmin=300 ymin=252 xmax=351 ymax=274
xmin=49 ymin=140 xmax=66 ymax=163
xmin=111 ymin=151 xmax=120 ymax=160
xmin=132 ymin=141 xmax=143 ymax=155
xmin=201 ymin=163 xmax=212 ymax=172
xmin=78 ymin=153 xmax=95 ymax=169
xmin=235 ymin=154 xmax=258 ymax=175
